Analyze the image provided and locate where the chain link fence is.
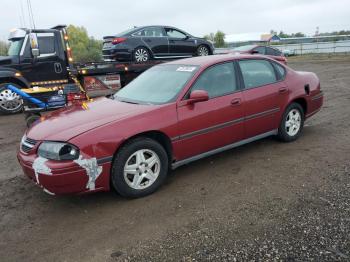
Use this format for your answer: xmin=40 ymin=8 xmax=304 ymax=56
xmin=273 ymin=40 xmax=350 ymax=56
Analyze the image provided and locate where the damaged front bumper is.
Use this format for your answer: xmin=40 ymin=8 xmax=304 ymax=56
xmin=17 ymin=151 xmax=112 ymax=195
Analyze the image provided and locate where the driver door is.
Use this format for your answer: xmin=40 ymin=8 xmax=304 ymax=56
xmin=19 ymin=32 xmax=68 ymax=83
xmin=165 ymin=28 xmax=196 ymax=56
xmin=175 ymin=62 xmax=244 ymax=160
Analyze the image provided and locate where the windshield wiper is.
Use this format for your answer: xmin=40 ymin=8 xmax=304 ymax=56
xmin=116 ymin=98 xmax=139 ymax=104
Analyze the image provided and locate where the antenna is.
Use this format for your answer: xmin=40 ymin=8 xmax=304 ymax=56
xmin=26 ymin=0 xmax=36 ymax=29
xmin=19 ymin=0 xmax=26 ymax=27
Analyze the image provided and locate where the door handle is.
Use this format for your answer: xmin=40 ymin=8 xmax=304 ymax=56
xmin=231 ymin=98 xmax=241 ymax=106
xmin=279 ymin=87 xmax=288 ymax=93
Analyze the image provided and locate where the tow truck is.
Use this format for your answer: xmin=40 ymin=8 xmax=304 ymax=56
xmin=0 ymin=25 xmax=165 ymax=115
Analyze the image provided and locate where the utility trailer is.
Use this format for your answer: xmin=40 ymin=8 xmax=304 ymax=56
xmin=0 ymin=25 xmax=169 ymax=115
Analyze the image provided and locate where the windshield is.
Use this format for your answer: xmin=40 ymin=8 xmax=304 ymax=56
xmin=233 ymin=45 xmax=256 ymax=51
xmin=115 ymin=64 xmax=199 ymax=104
xmin=7 ymin=38 xmax=24 ymax=56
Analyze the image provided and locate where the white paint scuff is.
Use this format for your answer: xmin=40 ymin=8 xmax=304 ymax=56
xmin=74 ymin=155 xmax=102 ymax=190
xmin=32 ymin=156 xmax=55 ymax=195
xmin=32 ymin=156 xmax=52 ymax=184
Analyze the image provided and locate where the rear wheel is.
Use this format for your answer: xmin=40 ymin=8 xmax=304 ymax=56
xmin=134 ymin=47 xmax=150 ymax=62
xmin=111 ymin=137 xmax=168 ymax=198
xmin=196 ymin=45 xmax=210 ymax=56
xmin=0 ymin=83 xmax=23 ymax=114
xmin=278 ymin=103 xmax=304 ymax=142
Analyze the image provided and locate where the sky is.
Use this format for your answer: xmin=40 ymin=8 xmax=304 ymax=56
xmin=0 ymin=0 xmax=349 ymax=41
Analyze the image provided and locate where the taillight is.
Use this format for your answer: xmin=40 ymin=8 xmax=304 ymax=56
xmin=112 ymin=37 xmax=126 ymax=44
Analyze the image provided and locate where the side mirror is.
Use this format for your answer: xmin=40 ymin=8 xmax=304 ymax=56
xmin=183 ymin=35 xmax=189 ymax=40
xmin=31 ymin=48 xmax=40 ymax=58
xmin=251 ymin=50 xmax=259 ymax=54
xmin=188 ymin=90 xmax=209 ymax=104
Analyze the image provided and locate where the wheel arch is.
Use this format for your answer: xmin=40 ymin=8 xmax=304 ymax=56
xmin=290 ymin=97 xmax=308 ymax=115
xmin=0 ymin=77 xmax=29 ymax=89
xmin=197 ymin=43 xmax=213 ymax=55
xmin=113 ymin=130 xmax=173 ymax=166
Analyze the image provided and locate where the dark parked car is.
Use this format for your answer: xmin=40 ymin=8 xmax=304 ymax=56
xmin=18 ymin=54 xmax=323 ymax=198
xmin=231 ymin=45 xmax=287 ymax=64
xmin=102 ymin=26 xmax=214 ymax=62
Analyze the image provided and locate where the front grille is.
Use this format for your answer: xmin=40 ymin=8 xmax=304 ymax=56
xmin=21 ymin=136 xmax=37 ymax=153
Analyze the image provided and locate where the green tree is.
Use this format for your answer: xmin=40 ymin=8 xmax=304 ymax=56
xmin=0 ymin=40 xmax=9 ymax=56
xmin=67 ymin=25 xmax=102 ymax=63
xmin=292 ymin=32 xmax=306 ymax=37
xmin=278 ymin=31 xmax=289 ymax=38
xmin=214 ymin=30 xmax=226 ymax=48
xmin=203 ymin=32 xmax=215 ymax=42
xmin=204 ymin=30 xmax=226 ymax=48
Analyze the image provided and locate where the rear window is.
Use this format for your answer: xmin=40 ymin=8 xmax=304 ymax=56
xmin=238 ymin=59 xmax=277 ymax=89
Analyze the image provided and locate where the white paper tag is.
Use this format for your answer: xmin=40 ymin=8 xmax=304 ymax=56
xmin=176 ymin=66 xmax=196 ymax=72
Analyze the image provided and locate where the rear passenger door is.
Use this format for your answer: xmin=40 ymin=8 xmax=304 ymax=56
xmin=238 ymin=59 xmax=287 ymax=138
xmin=136 ymin=27 xmax=168 ymax=56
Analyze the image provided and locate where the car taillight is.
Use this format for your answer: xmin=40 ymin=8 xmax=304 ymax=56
xmin=112 ymin=37 xmax=126 ymax=44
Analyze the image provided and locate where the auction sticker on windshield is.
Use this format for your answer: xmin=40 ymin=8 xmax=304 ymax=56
xmin=176 ymin=66 xmax=197 ymax=72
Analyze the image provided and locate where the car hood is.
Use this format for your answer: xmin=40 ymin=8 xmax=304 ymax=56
xmin=26 ymin=97 xmax=158 ymax=141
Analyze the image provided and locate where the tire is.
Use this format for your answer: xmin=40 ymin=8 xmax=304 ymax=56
xmin=278 ymin=102 xmax=304 ymax=142
xmin=111 ymin=137 xmax=169 ymax=198
xmin=134 ymin=47 xmax=150 ymax=62
xmin=196 ymin=45 xmax=210 ymax=56
xmin=0 ymin=83 xmax=23 ymax=114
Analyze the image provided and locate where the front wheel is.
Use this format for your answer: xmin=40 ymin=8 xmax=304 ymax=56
xmin=111 ymin=137 xmax=168 ymax=198
xmin=134 ymin=47 xmax=150 ymax=62
xmin=0 ymin=83 xmax=23 ymax=114
xmin=196 ymin=45 xmax=210 ymax=56
xmin=278 ymin=103 xmax=304 ymax=142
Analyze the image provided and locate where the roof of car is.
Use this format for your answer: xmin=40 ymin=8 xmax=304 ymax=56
xmin=164 ymin=54 xmax=271 ymax=67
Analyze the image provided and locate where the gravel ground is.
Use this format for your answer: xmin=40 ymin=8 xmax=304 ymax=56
xmin=0 ymin=55 xmax=349 ymax=261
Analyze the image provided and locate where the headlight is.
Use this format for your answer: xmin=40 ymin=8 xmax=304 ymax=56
xmin=38 ymin=141 xmax=79 ymax=160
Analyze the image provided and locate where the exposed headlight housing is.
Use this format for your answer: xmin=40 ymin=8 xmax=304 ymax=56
xmin=38 ymin=141 xmax=79 ymax=161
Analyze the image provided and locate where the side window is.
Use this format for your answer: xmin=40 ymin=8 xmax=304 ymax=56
xmin=37 ymin=33 xmax=55 ymax=55
xmin=165 ymin=28 xmax=186 ymax=39
xmin=141 ymin=27 xmax=165 ymax=37
xmin=272 ymin=62 xmax=286 ymax=80
xmin=190 ymin=63 xmax=237 ymax=98
xmin=238 ymin=60 xmax=277 ymax=89
xmin=253 ymin=46 xmax=265 ymax=54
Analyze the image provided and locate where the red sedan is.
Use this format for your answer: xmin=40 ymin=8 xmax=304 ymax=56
xmin=17 ymin=54 xmax=323 ymax=198
xmin=231 ymin=45 xmax=288 ymax=64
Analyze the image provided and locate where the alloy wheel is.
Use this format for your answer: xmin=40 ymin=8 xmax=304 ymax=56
xmin=198 ymin=46 xmax=209 ymax=56
xmin=285 ymin=109 xmax=301 ymax=136
xmin=123 ymin=149 xmax=161 ymax=190
xmin=134 ymin=48 xmax=149 ymax=62
xmin=0 ymin=88 xmax=23 ymax=112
